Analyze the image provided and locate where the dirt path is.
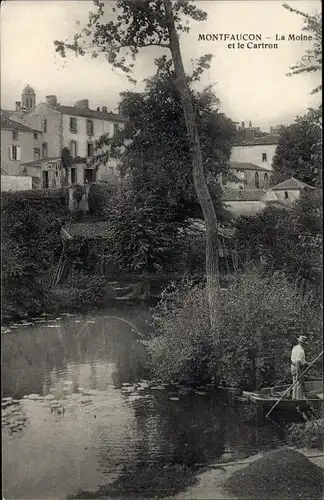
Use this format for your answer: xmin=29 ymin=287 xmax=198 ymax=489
xmin=171 ymin=448 xmax=324 ymax=500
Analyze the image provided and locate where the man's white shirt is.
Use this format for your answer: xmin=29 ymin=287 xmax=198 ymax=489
xmin=291 ymin=345 xmax=306 ymax=364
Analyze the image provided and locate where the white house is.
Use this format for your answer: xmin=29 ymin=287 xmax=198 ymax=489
xmin=230 ymin=141 xmax=278 ymax=171
xmin=270 ymin=177 xmax=315 ymax=202
xmin=4 ymin=87 xmax=125 ymax=187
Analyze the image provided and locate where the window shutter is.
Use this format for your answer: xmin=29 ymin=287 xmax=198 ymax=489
xmin=9 ymin=146 xmax=13 ymax=160
xmin=17 ymin=146 xmax=21 ymax=161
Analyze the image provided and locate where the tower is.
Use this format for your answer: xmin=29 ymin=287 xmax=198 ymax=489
xmin=21 ymin=84 xmax=36 ymax=112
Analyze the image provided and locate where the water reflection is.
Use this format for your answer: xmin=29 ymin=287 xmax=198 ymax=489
xmin=2 ymin=305 xmax=284 ymax=499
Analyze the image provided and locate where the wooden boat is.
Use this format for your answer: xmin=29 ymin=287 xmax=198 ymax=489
xmin=242 ymin=379 xmax=323 ymax=415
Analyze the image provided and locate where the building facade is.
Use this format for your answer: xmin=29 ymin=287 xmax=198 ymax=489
xmin=3 ymin=87 xmax=125 ymax=187
xmin=221 ymin=162 xmax=273 ymax=190
xmin=1 ymin=115 xmax=42 ymax=176
xmin=269 ymin=177 xmax=315 ymax=202
xmin=230 ymin=143 xmax=277 ymax=171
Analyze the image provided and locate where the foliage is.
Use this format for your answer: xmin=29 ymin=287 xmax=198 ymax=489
xmin=216 ymin=271 xmax=322 ymax=389
xmin=88 ymin=181 xmax=119 ymax=216
xmin=1 ymin=190 xmax=71 ymax=321
xmin=271 ymin=108 xmax=322 ymax=187
xmin=283 ymin=4 xmax=322 ymax=94
xmin=54 ymin=0 xmax=208 ymax=84
xmin=235 ymin=190 xmax=322 ymax=297
xmin=287 ymin=419 xmax=324 ymax=450
xmin=147 ymin=279 xmax=212 ymax=384
xmin=96 ymin=65 xmax=235 ymax=224
xmin=61 ymin=147 xmax=73 ymax=185
xmin=46 ymin=272 xmax=107 ymax=313
xmin=106 ymin=185 xmax=186 ymax=275
xmin=72 ymin=184 xmax=86 ymax=204
xmin=147 ymin=271 xmax=322 ymax=388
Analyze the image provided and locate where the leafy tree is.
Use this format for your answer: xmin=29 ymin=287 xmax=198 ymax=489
xmin=97 ymin=63 xmax=235 ymax=225
xmin=235 ymin=189 xmax=322 ymax=297
xmin=106 ymin=184 xmax=186 ymax=276
xmin=283 ymin=3 xmax=322 ymax=94
xmin=54 ymin=0 xmax=228 ymax=340
xmin=271 ymin=107 xmax=322 ymax=187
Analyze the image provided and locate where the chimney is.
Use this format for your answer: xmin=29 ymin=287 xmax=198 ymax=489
xmin=102 ymin=106 xmax=108 ymax=113
xmin=241 ymin=121 xmax=245 ymax=129
xmin=15 ymin=101 xmax=21 ymax=112
xmin=249 ymin=121 xmax=252 ymax=128
xmin=96 ymin=107 xmax=100 ymax=111
xmin=74 ymin=99 xmax=89 ymax=109
xmin=46 ymin=95 xmax=58 ymax=107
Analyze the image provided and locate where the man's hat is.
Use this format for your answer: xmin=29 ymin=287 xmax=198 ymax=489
xmin=298 ymin=335 xmax=307 ymax=342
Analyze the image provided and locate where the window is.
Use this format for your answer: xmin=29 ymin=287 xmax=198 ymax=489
xmin=70 ymin=117 xmax=77 ymax=133
xmin=255 ymin=171 xmax=260 ymax=188
xmin=42 ymin=171 xmax=49 ymax=189
xmin=264 ymin=172 xmax=269 ymax=188
xmin=113 ymin=123 xmax=120 ymax=136
xmin=9 ymin=145 xmax=20 ymax=160
xmin=108 ymin=166 xmax=114 ymax=175
xmin=70 ymin=140 xmax=77 ymax=158
xmin=34 ymin=148 xmax=40 ymax=160
xmin=42 ymin=142 xmax=48 ymax=158
xmin=12 ymin=130 xmax=18 ymax=141
xmin=262 ymin=153 xmax=267 ymax=162
xmin=222 ymin=174 xmax=227 ymax=186
xmin=84 ymin=168 xmax=96 ymax=184
xmin=284 ymin=191 xmax=289 ymax=199
xmin=43 ymin=119 xmax=47 ymax=133
xmin=87 ymin=142 xmax=94 ymax=157
xmin=71 ymin=168 xmax=77 ymax=184
xmin=33 ymin=132 xmax=38 ymax=140
xmin=86 ymin=119 xmax=94 ymax=136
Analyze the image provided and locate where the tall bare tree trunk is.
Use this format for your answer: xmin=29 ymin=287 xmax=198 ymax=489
xmin=163 ymin=0 xmax=221 ymax=338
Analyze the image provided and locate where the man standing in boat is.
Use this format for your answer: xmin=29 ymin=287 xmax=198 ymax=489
xmin=291 ymin=335 xmax=309 ymax=399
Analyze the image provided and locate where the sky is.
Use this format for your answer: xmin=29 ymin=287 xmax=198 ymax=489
xmin=1 ymin=0 xmax=322 ymax=130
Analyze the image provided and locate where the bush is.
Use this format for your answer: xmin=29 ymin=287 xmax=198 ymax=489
xmin=147 ymin=270 xmax=322 ymax=389
xmin=1 ymin=190 xmax=71 ymax=321
xmin=147 ymin=279 xmax=212 ymax=384
xmin=287 ymin=419 xmax=324 ymax=450
xmin=88 ymin=181 xmax=118 ymax=216
xmin=46 ymin=272 xmax=107 ymax=313
xmin=217 ymin=271 xmax=322 ymax=389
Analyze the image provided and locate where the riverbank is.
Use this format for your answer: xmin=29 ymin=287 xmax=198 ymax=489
xmin=171 ymin=448 xmax=324 ymax=500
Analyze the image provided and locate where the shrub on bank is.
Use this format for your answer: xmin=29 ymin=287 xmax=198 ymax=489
xmin=147 ymin=271 xmax=322 ymax=388
xmin=46 ymin=273 xmax=107 ymax=313
xmin=147 ymin=280 xmax=211 ymax=384
xmin=287 ymin=419 xmax=324 ymax=450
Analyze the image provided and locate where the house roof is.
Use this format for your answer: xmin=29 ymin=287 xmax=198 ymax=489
xmin=271 ymin=177 xmax=315 ymax=191
xmin=230 ymin=161 xmax=273 ymax=173
xmin=1 ymin=109 xmax=15 ymax=118
xmin=0 ymin=114 xmax=41 ymax=133
xmin=223 ymin=189 xmax=266 ymax=202
xmin=46 ymin=103 xmax=127 ymax=123
xmin=61 ymin=222 xmax=114 ymax=240
xmin=22 ymin=157 xmax=61 ymax=167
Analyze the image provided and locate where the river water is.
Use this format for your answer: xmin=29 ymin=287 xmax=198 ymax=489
xmin=2 ymin=305 xmax=284 ymax=499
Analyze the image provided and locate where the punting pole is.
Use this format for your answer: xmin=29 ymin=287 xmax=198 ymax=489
xmin=265 ymin=351 xmax=323 ymax=420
